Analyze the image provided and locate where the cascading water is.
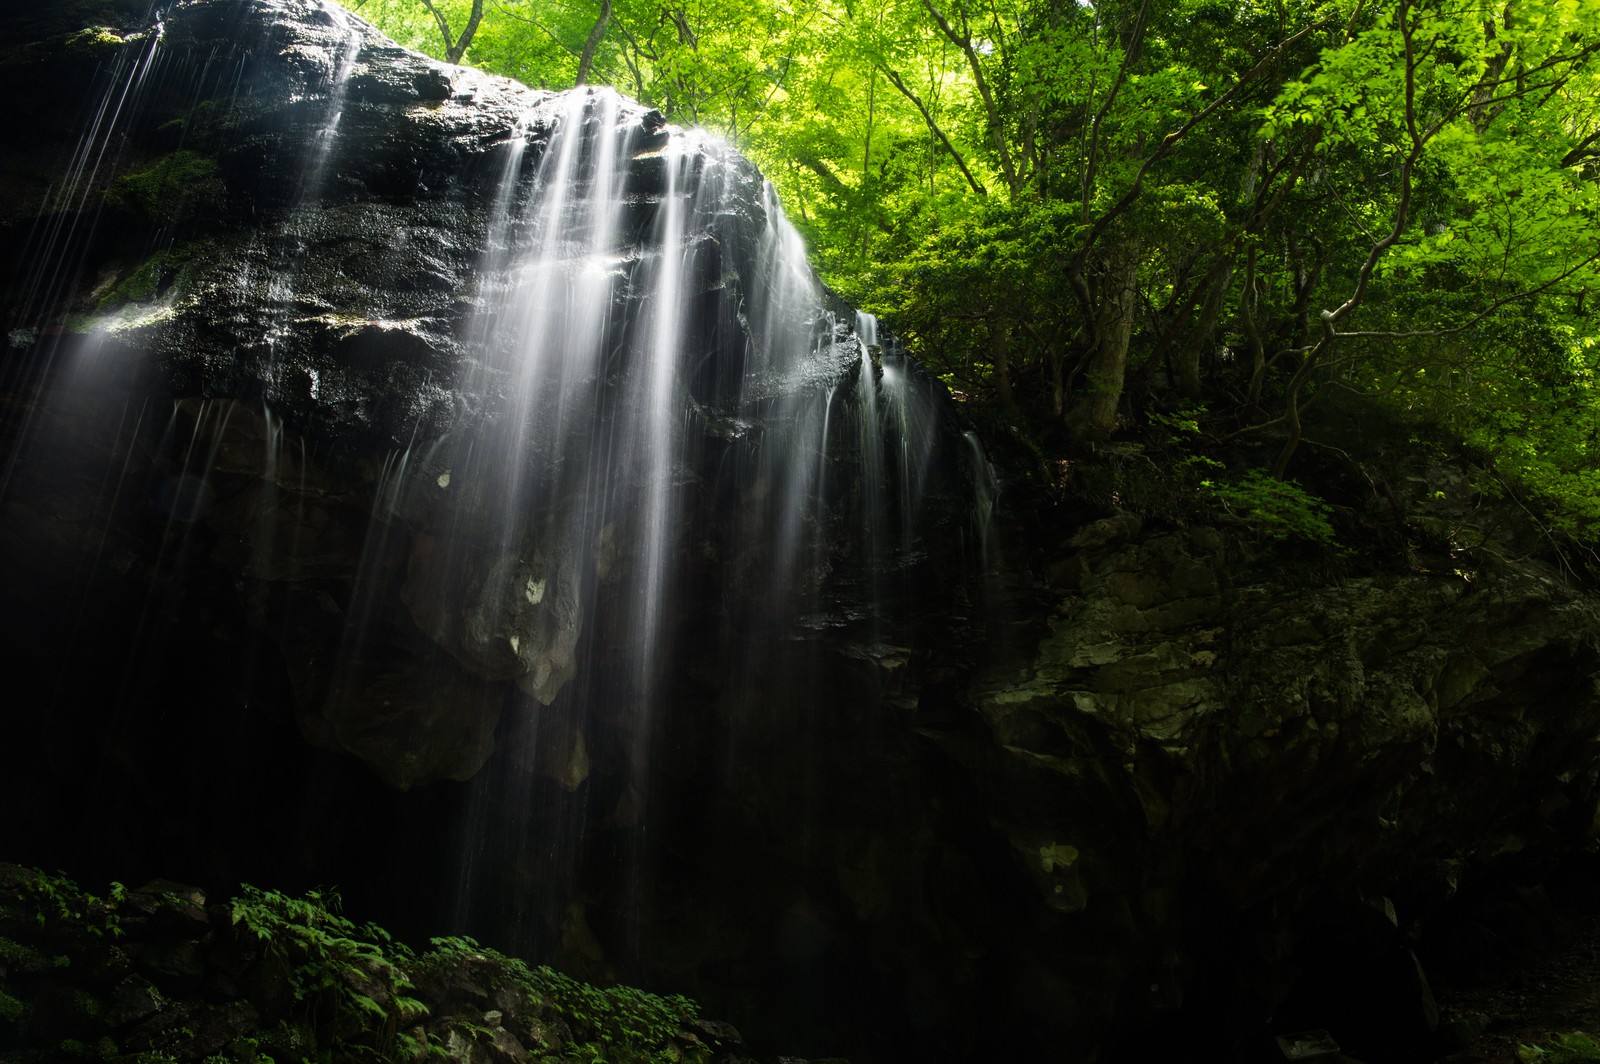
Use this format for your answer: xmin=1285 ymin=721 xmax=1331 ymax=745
xmin=259 ymin=5 xmax=363 ymax=379
xmin=0 ymin=2 xmax=992 ymax=1056
xmin=357 ymin=85 xmax=965 ymax=958
xmin=11 ymin=9 xmax=167 ymax=332
xmin=0 ymin=7 xmax=169 ymax=512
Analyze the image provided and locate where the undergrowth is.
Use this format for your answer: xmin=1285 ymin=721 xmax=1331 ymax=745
xmin=0 ymin=867 xmax=714 ymax=1064
xmin=1520 ymin=1031 xmax=1600 ymax=1063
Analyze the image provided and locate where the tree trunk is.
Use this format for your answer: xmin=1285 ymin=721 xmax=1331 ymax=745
xmin=1176 ymin=259 xmax=1232 ymax=397
xmin=1070 ymin=246 xmax=1139 ymax=442
xmin=419 ymin=0 xmax=484 ymax=64
xmin=993 ymin=322 xmax=1016 ymax=410
xmin=575 ymin=0 xmax=613 ymax=85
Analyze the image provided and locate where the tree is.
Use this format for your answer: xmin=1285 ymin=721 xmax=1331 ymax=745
xmin=353 ymin=0 xmax=485 ymax=63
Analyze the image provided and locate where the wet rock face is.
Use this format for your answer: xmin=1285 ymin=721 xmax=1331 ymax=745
xmin=0 ymin=3 xmax=987 ymax=1060
xmin=4 ymin=0 xmax=543 ymax=445
xmin=1 ymin=0 xmax=967 ymax=764
xmin=0 ymin=0 xmax=872 ymax=450
xmin=984 ymin=523 xmax=1600 ymax=894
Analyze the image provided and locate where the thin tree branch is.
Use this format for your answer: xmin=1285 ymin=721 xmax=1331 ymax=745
xmin=875 ymin=62 xmax=987 ymax=196
xmin=1335 ymin=251 xmax=1600 ymax=340
xmin=1080 ymin=0 xmax=1149 ymax=224
xmin=923 ymin=0 xmax=1021 ymax=195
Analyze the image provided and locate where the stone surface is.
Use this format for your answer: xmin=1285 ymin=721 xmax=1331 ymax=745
xmin=948 ymin=424 xmax=1600 ymax=1057
xmin=0 ymin=0 xmax=973 ymax=782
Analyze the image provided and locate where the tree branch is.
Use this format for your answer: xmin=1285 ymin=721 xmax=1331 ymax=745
xmin=418 ymin=0 xmax=484 ymax=63
xmin=1334 ymin=250 xmax=1600 ymax=340
xmin=923 ymin=0 xmax=1022 ymax=196
xmin=575 ymin=0 xmax=612 ymax=85
xmin=875 ymin=61 xmax=987 ymax=196
xmin=1080 ymin=0 xmax=1149 ymax=224
xmin=1076 ymin=17 xmax=1324 ymax=264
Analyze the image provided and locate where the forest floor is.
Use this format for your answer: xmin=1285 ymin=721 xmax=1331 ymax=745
xmin=1433 ymin=894 xmax=1600 ymax=1063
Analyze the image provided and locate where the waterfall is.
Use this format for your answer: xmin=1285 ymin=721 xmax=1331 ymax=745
xmin=0 ymin=0 xmax=982 ymax=1041
xmin=13 ymin=8 xmax=167 ymax=330
xmin=260 ymin=4 xmax=365 ymax=376
xmin=964 ymin=430 xmax=1000 ymax=570
xmin=353 ymin=88 xmax=960 ymax=948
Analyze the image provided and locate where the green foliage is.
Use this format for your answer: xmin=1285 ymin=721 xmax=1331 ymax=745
xmin=418 ymin=935 xmax=702 ymax=1063
xmin=0 ymin=870 xmax=710 ymax=1062
xmin=536 ymin=964 xmax=700 ymax=1061
xmin=221 ymin=1031 xmax=278 ymax=1064
xmin=1203 ymin=469 xmax=1341 ymax=549
xmin=1520 ymin=1031 xmax=1600 ymax=1063
xmin=2 ymin=868 xmax=715 ymax=1064
xmin=22 ymin=868 xmax=83 ymax=926
xmin=104 ymin=151 xmax=221 ymax=223
xmin=229 ymin=885 xmax=423 ymax=1055
xmin=0 ymin=985 xmax=28 ymax=1024
xmin=218 ymin=890 xmax=707 ymax=1062
xmin=20 ymin=869 xmax=122 ymax=940
xmin=1149 ymin=406 xmax=1207 ymax=442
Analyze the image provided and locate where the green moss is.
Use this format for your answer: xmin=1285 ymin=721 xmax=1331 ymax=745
xmin=159 ymin=99 xmax=232 ymax=138
xmin=104 ymin=151 xmax=221 ymax=223
xmin=105 ymin=257 xmax=163 ymax=304
xmin=63 ymin=26 xmax=126 ymax=51
xmin=71 ymin=987 xmax=103 ymax=1019
xmin=0 ymin=933 xmax=51 ymax=970
xmin=102 ymin=246 xmax=200 ymax=307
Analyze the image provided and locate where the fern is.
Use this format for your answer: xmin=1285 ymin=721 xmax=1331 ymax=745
xmin=228 ymin=885 xmax=428 ymax=1056
xmin=1203 ymin=469 xmax=1342 ymax=549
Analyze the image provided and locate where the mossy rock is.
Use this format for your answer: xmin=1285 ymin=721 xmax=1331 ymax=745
xmin=104 ymin=151 xmax=222 ymax=224
xmin=100 ymin=245 xmax=204 ymax=308
xmin=62 ymin=25 xmax=127 ymax=51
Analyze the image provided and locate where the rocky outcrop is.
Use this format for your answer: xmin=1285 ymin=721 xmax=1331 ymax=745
xmin=3 ymin=0 xmax=518 ymax=448
xmin=981 ymin=519 xmax=1600 ymax=906
xmin=0 ymin=2 xmax=984 ymax=1059
xmin=951 ymin=431 xmax=1600 ymax=1057
xmin=0 ymin=0 xmax=976 ymax=784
